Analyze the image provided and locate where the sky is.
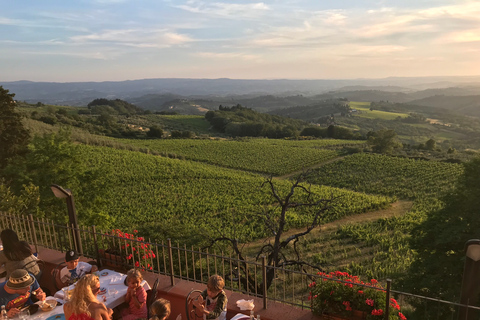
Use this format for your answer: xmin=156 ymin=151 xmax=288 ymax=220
xmin=1 ymin=0 xmax=479 ymax=82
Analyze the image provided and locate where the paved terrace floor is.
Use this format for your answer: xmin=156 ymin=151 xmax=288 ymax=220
xmin=37 ymin=246 xmax=321 ymax=320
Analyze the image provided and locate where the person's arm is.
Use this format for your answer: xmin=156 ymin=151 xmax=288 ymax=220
xmin=63 ymin=302 xmax=73 ymax=320
xmin=0 ymin=251 xmax=8 ymax=266
xmin=33 ymin=287 xmax=46 ymax=301
xmin=7 ymin=307 xmax=20 ymax=318
xmin=91 ymin=302 xmax=112 ymax=320
xmin=129 ymin=287 xmax=145 ymax=309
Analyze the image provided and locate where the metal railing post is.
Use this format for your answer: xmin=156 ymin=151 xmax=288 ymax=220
xmin=168 ymin=239 xmax=175 ymax=286
xmin=385 ymin=279 xmax=391 ymax=320
xmin=92 ymin=225 xmax=101 ymax=266
xmin=262 ymin=256 xmax=267 ymax=309
xmin=28 ymin=214 xmax=38 ymax=254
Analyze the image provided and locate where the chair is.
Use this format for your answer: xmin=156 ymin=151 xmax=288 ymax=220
xmin=51 ymin=262 xmax=67 ymax=291
xmin=185 ymin=289 xmax=204 ymax=320
xmin=146 ymin=278 xmax=159 ymax=318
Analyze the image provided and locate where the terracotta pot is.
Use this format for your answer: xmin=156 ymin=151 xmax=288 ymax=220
xmin=322 ymin=310 xmax=367 ymax=320
xmin=98 ymin=249 xmax=125 ymax=269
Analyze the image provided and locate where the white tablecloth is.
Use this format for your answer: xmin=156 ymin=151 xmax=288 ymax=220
xmin=30 ymin=297 xmax=65 ymax=320
xmin=53 ymin=269 xmax=151 ymax=309
xmin=231 ymin=313 xmax=252 ymax=320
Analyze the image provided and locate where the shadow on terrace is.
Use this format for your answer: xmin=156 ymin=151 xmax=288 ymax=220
xmin=0 ymin=213 xmax=477 ymax=320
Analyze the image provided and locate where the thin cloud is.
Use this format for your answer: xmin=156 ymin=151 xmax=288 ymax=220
xmin=174 ymin=1 xmax=270 ymax=19
xmin=70 ymin=29 xmax=194 ymax=48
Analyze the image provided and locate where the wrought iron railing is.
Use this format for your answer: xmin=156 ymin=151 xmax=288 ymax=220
xmin=1 ymin=212 xmax=479 ymax=319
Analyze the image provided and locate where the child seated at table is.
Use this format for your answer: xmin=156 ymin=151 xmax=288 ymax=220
xmin=122 ymin=268 xmax=147 ymax=320
xmin=194 ymin=274 xmax=227 ymax=320
xmin=59 ymin=249 xmax=98 ymax=287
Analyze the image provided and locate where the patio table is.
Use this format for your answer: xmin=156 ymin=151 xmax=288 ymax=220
xmin=53 ymin=269 xmax=150 ymax=309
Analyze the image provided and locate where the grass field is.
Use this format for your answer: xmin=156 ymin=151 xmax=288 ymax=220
xmin=350 ymin=101 xmax=409 ymax=120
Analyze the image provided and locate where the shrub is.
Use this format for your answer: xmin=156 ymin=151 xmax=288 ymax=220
xmin=309 ymin=271 xmax=406 ymax=320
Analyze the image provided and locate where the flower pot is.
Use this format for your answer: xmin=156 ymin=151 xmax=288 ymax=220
xmin=98 ymin=249 xmax=125 ymax=269
xmin=322 ymin=310 xmax=367 ymax=320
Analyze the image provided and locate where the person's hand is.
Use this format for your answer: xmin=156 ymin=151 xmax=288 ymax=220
xmin=7 ymin=307 xmax=19 ymax=318
xmin=107 ymin=308 xmax=113 ymax=317
xmin=35 ymin=288 xmax=46 ymax=301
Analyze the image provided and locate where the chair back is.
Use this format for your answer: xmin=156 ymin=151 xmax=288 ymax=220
xmin=185 ymin=289 xmax=204 ymax=320
xmin=51 ymin=262 xmax=67 ymax=291
xmin=146 ymin=278 xmax=159 ymax=318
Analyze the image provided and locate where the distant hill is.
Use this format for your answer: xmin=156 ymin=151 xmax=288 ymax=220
xmin=2 ymin=76 xmax=480 ymax=107
xmin=407 ymin=95 xmax=480 ymax=117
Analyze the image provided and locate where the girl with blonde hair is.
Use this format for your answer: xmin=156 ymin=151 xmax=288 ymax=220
xmin=63 ymin=274 xmax=113 ymax=320
xmin=122 ymin=269 xmax=147 ymax=320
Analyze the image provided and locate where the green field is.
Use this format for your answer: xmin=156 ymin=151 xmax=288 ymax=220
xmin=350 ymin=101 xmax=409 ymax=120
xmin=117 ymin=138 xmax=364 ymax=175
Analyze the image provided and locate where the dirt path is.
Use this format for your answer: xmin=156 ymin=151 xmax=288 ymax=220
xmin=245 ymin=200 xmax=413 ymax=249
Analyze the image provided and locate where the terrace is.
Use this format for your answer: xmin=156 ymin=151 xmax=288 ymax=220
xmin=0 ymin=213 xmax=478 ymax=320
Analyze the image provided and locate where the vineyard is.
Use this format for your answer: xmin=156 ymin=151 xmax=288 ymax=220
xmin=287 ymin=152 xmax=464 ymax=283
xmin=75 ymin=144 xmax=391 ymax=246
xmin=115 ymin=138 xmax=365 ymax=175
xmin=307 ymin=153 xmax=463 ymax=199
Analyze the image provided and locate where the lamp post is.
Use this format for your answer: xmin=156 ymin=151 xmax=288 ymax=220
xmin=50 ymin=184 xmax=83 ymax=255
xmin=459 ymin=239 xmax=480 ymax=320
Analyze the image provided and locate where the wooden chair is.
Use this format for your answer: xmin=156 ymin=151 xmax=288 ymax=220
xmin=51 ymin=262 xmax=67 ymax=291
xmin=185 ymin=289 xmax=204 ymax=320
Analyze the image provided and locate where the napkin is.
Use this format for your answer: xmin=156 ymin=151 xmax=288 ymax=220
xmin=236 ymin=299 xmax=254 ymax=310
xmin=110 ymin=275 xmax=127 ymax=285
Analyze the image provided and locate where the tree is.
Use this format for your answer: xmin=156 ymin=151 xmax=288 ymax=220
xmin=425 ymin=138 xmax=436 ymax=151
xmin=404 ymin=157 xmax=480 ymax=308
xmin=0 ymin=86 xmax=30 ymax=169
xmin=147 ymin=126 xmax=163 ymax=138
xmin=203 ymin=172 xmax=336 ymax=292
xmin=367 ymin=129 xmax=402 ymax=154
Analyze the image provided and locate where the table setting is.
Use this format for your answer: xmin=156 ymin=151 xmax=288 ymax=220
xmin=53 ymin=269 xmax=150 ymax=309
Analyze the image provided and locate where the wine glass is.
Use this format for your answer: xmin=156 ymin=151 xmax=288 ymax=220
xmin=18 ymin=309 xmax=29 ymax=320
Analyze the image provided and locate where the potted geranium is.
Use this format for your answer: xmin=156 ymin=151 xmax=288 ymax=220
xmin=99 ymin=229 xmax=156 ymax=271
xmin=309 ymin=271 xmax=407 ymax=320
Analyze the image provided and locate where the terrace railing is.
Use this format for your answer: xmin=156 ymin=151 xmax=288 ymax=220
xmin=1 ymin=212 xmax=479 ymax=320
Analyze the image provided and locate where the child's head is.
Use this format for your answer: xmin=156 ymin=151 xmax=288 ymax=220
xmin=149 ymin=298 xmax=171 ymax=320
xmin=206 ymin=274 xmax=225 ymax=298
xmin=65 ymin=249 xmax=80 ymax=270
xmin=126 ymin=268 xmax=143 ymax=289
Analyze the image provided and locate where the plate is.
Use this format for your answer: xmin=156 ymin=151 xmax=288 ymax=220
xmin=46 ymin=314 xmax=65 ymax=320
xmin=100 ymin=271 xmax=108 ymax=276
xmin=98 ymin=287 xmax=107 ymax=295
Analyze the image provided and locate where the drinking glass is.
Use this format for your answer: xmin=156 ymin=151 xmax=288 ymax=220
xmin=18 ymin=309 xmax=29 ymax=320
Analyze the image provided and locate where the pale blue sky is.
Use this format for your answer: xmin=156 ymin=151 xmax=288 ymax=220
xmin=1 ymin=0 xmax=479 ymax=82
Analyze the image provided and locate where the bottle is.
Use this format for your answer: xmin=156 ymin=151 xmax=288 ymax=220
xmin=249 ymin=310 xmax=255 ymax=320
xmin=256 ymin=315 xmax=260 ymax=320
xmin=1 ymin=305 xmax=7 ymax=320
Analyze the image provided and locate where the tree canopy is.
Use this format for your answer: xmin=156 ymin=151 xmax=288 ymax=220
xmin=0 ymin=86 xmax=30 ymax=169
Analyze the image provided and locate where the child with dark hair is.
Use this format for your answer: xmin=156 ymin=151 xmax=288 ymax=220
xmin=59 ymin=250 xmax=98 ymax=287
